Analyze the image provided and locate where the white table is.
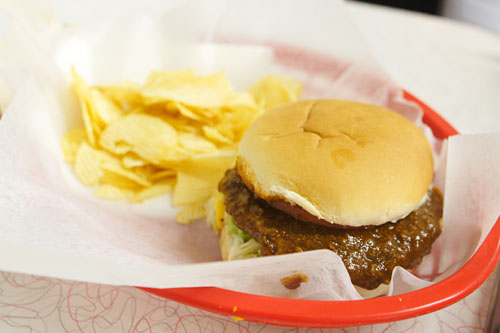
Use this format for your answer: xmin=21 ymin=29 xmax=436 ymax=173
xmin=348 ymin=2 xmax=500 ymax=134
xmin=1 ymin=2 xmax=499 ymax=331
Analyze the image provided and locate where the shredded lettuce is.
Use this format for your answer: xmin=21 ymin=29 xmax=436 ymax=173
xmin=225 ymin=216 xmax=252 ymax=241
xmin=208 ymin=192 xmax=261 ymax=260
xmin=223 ymin=216 xmax=262 ymax=260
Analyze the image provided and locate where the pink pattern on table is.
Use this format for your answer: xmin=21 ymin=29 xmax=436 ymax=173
xmin=132 ymin=317 xmax=152 ymax=333
xmin=0 ymin=268 xmax=496 ymax=332
xmin=66 ymin=282 xmax=120 ymax=323
xmin=1 ymin=271 xmax=45 ymax=288
xmin=175 ymin=314 xmax=252 ymax=332
xmin=0 ymin=302 xmax=39 ymax=319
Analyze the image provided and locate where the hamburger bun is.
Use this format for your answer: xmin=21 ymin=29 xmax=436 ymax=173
xmin=236 ymin=100 xmax=434 ymax=227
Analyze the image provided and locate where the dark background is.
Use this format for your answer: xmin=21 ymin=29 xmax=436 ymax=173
xmin=356 ymin=0 xmax=441 ymax=15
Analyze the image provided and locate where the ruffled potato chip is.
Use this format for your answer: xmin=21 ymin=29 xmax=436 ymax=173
xmin=100 ymin=170 xmax=142 ymax=191
xmin=74 ymin=142 xmax=103 ymax=186
xmin=98 ymin=83 xmax=142 ymax=110
xmin=202 ymin=126 xmax=232 ymax=144
xmin=61 ymin=128 xmax=87 ymax=163
xmin=90 ymin=88 xmax=124 ymax=125
xmin=94 ymin=184 xmax=134 ymax=200
xmin=176 ymin=204 xmax=206 ymax=225
xmin=71 ymin=69 xmax=99 ymax=145
xmin=174 ymin=154 xmax=235 ymax=207
xmin=142 ymin=69 xmax=235 ymax=108
xmin=121 ymin=153 xmax=147 ymax=168
xmin=97 ymin=150 xmax=151 ymax=187
xmin=150 ymin=169 xmax=176 ymax=181
xmin=249 ymin=75 xmax=302 ymax=110
xmin=99 ymin=113 xmax=178 ymax=163
xmin=178 ymin=132 xmax=217 ymax=153
xmin=134 ymin=179 xmax=175 ymax=202
xmin=173 ymin=101 xmax=207 ymax=122
xmin=63 ymin=68 xmax=301 ymax=224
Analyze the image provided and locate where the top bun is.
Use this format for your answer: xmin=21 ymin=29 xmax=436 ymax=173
xmin=236 ymin=100 xmax=434 ymax=227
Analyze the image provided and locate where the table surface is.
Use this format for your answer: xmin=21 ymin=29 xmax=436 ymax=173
xmin=1 ymin=1 xmax=500 ymax=332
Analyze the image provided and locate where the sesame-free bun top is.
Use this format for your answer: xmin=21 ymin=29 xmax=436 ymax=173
xmin=236 ymin=100 xmax=434 ymax=227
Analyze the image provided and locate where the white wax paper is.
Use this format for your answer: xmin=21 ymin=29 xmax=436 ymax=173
xmin=0 ymin=0 xmax=499 ymax=300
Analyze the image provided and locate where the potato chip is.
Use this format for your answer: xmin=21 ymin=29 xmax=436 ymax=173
xmin=90 ymin=88 xmax=124 ymax=124
xmin=178 ymin=132 xmax=217 ymax=153
xmin=142 ymin=69 xmax=235 ymax=108
xmin=216 ymin=124 xmax=236 ymax=142
xmin=94 ymin=184 xmax=134 ymax=200
xmin=61 ymin=128 xmax=87 ymax=163
xmin=150 ymin=169 xmax=176 ymax=181
xmin=225 ymin=91 xmax=256 ymax=108
xmin=74 ymin=142 xmax=103 ymax=185
xmin=173 ymin=101 xmax=206 ymax=122
xmin=249 ymin=75 xmax=302 ymax=110
xmin=98 ymin=83 xmax=142 ymax=110
xmin=64 ymin=68 xmax=302 ymax=224
xmin=101 ymin=163 xmax=150 ymax=187
xmin=72 ymin=71 xmax=98 ymax=145
xmin=100 ymin=170 xmax=142 ymax=191
xmin=99 ymin=113 xmax=178 ymax=163
xmin=71 ymin=68 xmax=112 ymax=141
xmin=176 ymin=204 xmax=206 ymax=224
xmin=202 ymin=126 xmax=232 ymax=144
xmin=98 ymin=151 xmax=151 ymax=187
xmin=144 ymin=69 xmax=196 ymax=88
xmin=174 ymin=154 xmax=235 ymax=207
xmin=163 ymin=116 xmax=199 ymax=134
xmin=122 ymin=153 xmax=147 ymax=168
xmin=134 ymin=179 xmax=175 ymax=202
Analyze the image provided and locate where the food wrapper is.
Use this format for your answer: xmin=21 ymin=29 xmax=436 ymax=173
xmin=0 ymin=0 xmax=499 ymax=300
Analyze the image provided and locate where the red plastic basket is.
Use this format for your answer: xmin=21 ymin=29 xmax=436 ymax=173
xmin=140 ymin=92 xmax=499 ymax=328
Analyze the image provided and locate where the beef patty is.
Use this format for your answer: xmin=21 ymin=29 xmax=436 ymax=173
xmin=219 ymin=168 xmax=443 ymax=290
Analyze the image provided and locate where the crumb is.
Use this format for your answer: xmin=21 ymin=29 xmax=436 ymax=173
xmin=280 ymin=273 xmax=309 ymax=290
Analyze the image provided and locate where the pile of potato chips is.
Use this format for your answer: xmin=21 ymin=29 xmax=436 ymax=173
xmin=62 ymin=68 xmax=302 ymax=223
